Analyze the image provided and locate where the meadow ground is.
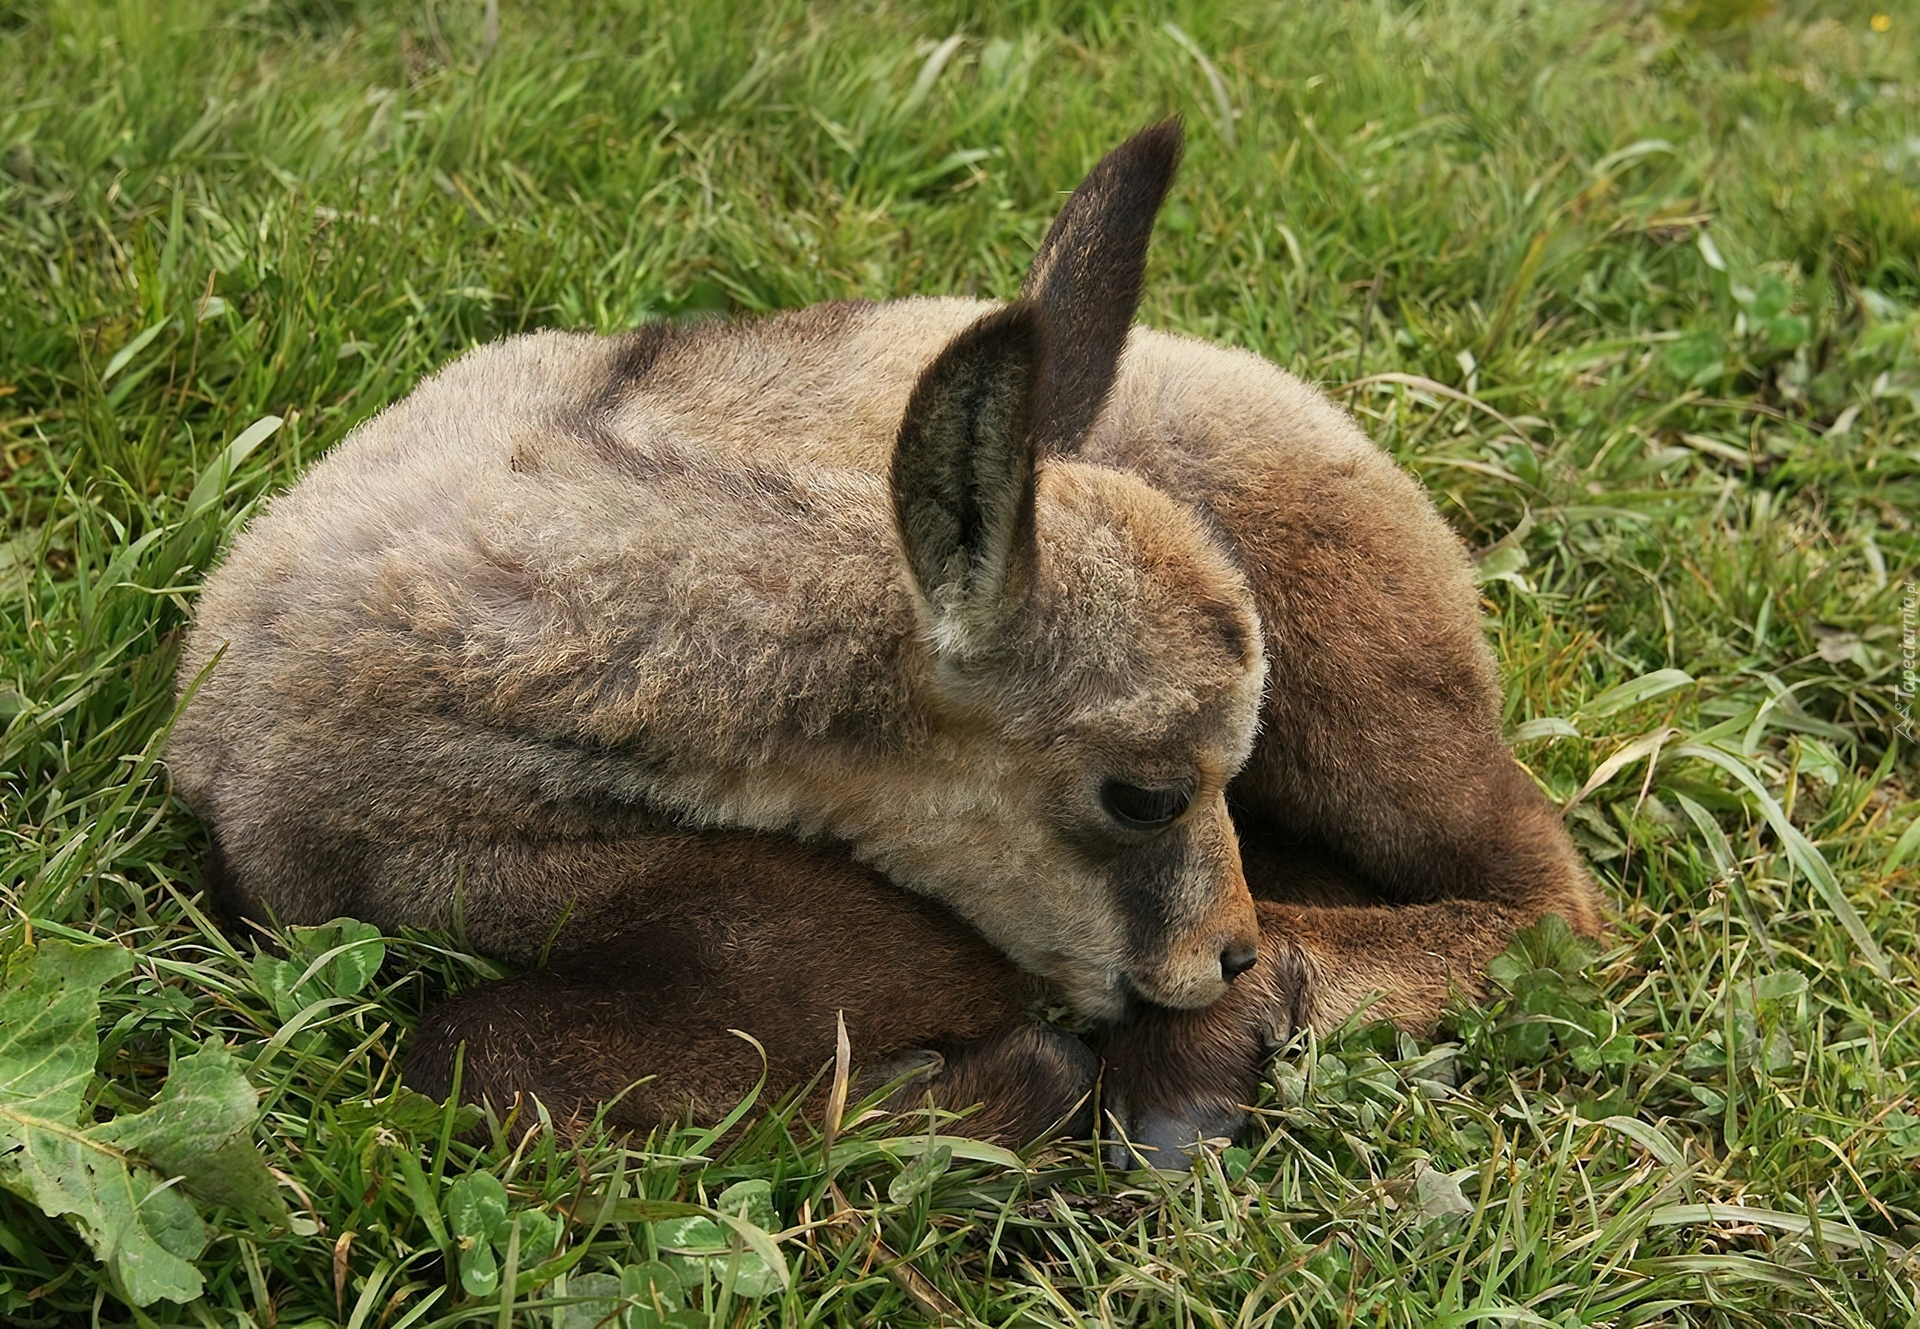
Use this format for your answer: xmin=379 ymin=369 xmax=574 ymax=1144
xmin=3 ymin=0 xmax=1919 ymax=1324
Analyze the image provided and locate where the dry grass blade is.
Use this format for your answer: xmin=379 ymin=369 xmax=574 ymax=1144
xmin=821 ymin=1008 xmax=851 ymax=1173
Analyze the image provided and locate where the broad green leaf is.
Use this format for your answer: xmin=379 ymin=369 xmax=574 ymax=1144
xmin=1498 ymin=974 xmax=1561 ymax=1061
xmin=1493 ymin=915 xmax=1600 ymax=982
xmin=0 ymin=940 xmax=132 ymax=1120
xmin=654 ymin=1181 xmax=775 ymax=1256
xmin=255 ymin=920 xmax=388 ymax=1024
xmin=447 ymin=1172 xmax=510 ymax=1243
xmin=655 ymin=1182 xmax=787 ymax=1300
xmin=1475 ymin=543 xmax=1530 ymax=587
xmin=888 ymin=1143 xmax=951 ymax=1205
xmin=250 ymin=954 xmax=321 ymax=1026
xmin=515 ymin=1209 xmax=562 ymax=1262
xmin=4 ymin=1120 xmax=208 ymax=1306
xmin=285 ymin=919 xmax=385 ymax=999
xmin=1485 ymin=919 xmax=1609 ymax=1065
xmin=707 ymin=1213 xmax=787 ymax=1298
xmin=620 ymin=1259 xmax=683 ymax=1313
xmin=94 ymin=1041 xmax=286 ymax=1222
xmin=1746 ymin=275 xmax=1790 ymax=320
xmin=1569 ymin=1031 xmax=1636 ymax=1072
xmin=1413 ymin=1162 xmax=1472 ymax=1223
xmin=653 ymin=1213 xmax=729 ymax=1257
xmin=1745 ymin=971 xmax=1808 ymax=1005
xmin=0 ymin=941 xmax=204 ymax=1305
xmin=551 ymin=1273 xmax=623 ymax=1329
xmin=1663 ymin=333 xmax=1723 ymax=386
xmin=460 ymin=1234 xmax=500 ymax=1296
xmin=0 ymin=941 xmax=275 ymax=1305
xmin=1766 ymin=314 xmax=1808 ymax=348
xmin=713 ymin=1178 xmax=776 ymax=1229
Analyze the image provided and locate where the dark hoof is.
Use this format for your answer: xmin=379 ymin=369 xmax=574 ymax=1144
xmin=1104 ymin=1100 xmax=1246 ymax=1170
xmin=1096 ymin=935 xmax=1311 ymax=1169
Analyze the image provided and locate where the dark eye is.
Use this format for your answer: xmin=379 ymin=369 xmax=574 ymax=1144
xmin=1100 ymin=779 xmax=1192 ymax=830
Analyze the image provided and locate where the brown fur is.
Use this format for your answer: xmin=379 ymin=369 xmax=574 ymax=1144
xmin=174 ymin=121 xmax=1601 ymax=1151
xmin=170 ymin=133 xmax=1265 ymax=1019
xmin=398 ymin=830 xmax=1102 ymax=1143
xmin=398 ymin=827 xmax=1448 ymax=1152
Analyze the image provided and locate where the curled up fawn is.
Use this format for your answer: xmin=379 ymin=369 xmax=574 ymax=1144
xmin=171 ymin=120 xmax=1600 ymax=1160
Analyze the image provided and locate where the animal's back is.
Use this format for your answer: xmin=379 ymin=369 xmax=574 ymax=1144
xmin=173 ymin=307 xmax=930 ymax=925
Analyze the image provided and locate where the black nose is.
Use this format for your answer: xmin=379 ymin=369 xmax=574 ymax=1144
xmin=1221 ymin=944 xmax=1258 ymax=981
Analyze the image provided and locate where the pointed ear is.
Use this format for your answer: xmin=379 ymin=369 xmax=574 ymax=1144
xmin=891 ymin=302 xmax=1044 ymax=660
xmin=1021 ymin=118 xmax=1183 ymax=456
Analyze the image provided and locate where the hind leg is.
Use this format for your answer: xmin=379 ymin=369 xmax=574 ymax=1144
xmin=1227 ymin=544 xmax=1598 ymax=931
xmin=402 ymin=830 xmax=1092 ymax=1144
xmin=1096 ymin=384 xmax=1600 ymax=936
xmin=1203 ymin=445 xmax=1601 ymax=930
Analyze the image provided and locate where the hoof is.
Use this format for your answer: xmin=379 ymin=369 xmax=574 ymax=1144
xmin=1096 ymin=933 xmax=1310 ymax=1169
xmin=1105 ymin=1099 xmax=1245 ymax=1170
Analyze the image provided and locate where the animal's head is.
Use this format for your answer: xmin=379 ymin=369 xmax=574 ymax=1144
xmin=890 ymin=121 xmax=1263 ymax=1019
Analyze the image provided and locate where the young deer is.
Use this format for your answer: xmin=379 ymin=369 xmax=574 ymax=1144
xmin=173 ymin=121 xmax=1599 ymax=1153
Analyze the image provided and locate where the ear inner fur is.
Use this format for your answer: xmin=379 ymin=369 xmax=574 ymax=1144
xmin=1021 ymin=118 xmax=1184 ymax=456
xmin=890 ymin=301 xmax=1044 ymax=660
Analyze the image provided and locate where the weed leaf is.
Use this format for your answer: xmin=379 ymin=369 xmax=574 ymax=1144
xmin=0 ymin=939 xmax=280 ymax=1305
xmin=93 ymin=1042 xmax=288 ymax=1221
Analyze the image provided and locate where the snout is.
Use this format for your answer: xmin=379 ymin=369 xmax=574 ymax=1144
xmin=1126 ymin=807 xmax=1260 ymax=1010
xmin=1132 ymin=888 xmax=1260 ymax=1009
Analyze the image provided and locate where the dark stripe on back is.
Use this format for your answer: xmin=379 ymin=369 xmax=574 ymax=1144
xmin=581 ymin=299 xmax=873 ymax=426
xmin=594 ymin=321 xmax=678 ymax=408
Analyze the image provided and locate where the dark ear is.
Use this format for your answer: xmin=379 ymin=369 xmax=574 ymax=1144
xmin=1021 ymin=118 xmax=1183 ymax=455
xmin=892 ymin=302 xmax=1044 ymax=660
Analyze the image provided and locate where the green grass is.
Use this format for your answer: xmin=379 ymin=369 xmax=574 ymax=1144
xmin=3 ymin=0 xmax=1918 ymax=1322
